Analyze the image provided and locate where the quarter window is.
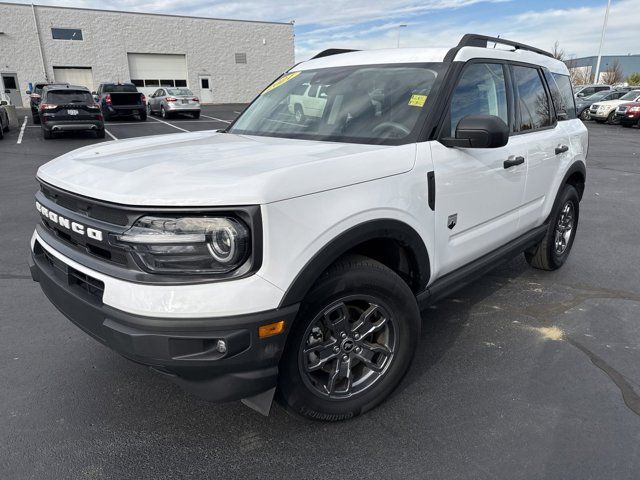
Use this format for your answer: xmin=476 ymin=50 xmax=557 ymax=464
xmin=51 ymin=28 xmax=83 ymax=40
xmin=512 ymin=66 xmax=552 ymax=131
xmin=549 ymin=73 xmax=576 ymax=120
xmin=449 ymin=63 xmax=509 ymax=134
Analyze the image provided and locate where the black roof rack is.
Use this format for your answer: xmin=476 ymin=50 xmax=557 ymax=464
xmin=444 ymin=34 xmax=554 ymax=62
xmin=311 ymin=48 xmax=360 ymax=60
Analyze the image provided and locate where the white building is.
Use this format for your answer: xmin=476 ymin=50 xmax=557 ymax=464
xmin=0 ymin=2 xmax=295 ymax=106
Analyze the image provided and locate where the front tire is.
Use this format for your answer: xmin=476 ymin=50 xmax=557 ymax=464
xmin=277 ymin=255 xmax=420 ymax=421
xmin=606 ymin=111 xmax=618 ymax=124
xmin=579 ymin=109 xmax=590 ymax=121
xmin=525 ymin=185 xmax=580 ymax=271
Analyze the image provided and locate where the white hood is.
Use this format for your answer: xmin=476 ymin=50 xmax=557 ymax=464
xmin=37 ymin=131 xmax=415 ymax=206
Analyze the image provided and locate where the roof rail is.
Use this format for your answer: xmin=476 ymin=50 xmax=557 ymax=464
xmin=444 ymin=34 xmax=554 ymax=62
xmin=311 ymin=48 xmax=360 ymax=60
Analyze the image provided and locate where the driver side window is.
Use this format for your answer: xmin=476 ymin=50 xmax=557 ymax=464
xmin=449 ymin=63 xmax=509 ymax=135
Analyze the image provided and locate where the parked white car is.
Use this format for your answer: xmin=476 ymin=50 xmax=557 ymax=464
xmin=589 ymin=89 xmax=640 ymax=123
xmin=30 ymin=34 xmax=587 ymax=421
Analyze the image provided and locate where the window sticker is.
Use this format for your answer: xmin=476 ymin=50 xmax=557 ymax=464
xmin=408 ymin=94 xmax=428 ymax=107
xmin=262 ymin=72 xmax=301 ymax=94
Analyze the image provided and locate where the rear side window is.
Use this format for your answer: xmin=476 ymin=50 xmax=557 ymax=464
xmin=545 ymin=72 xmax=576 ymax=120
xmin=46 ymin=90 xmax=93 ymax=104
xmin=449 ymin=63 xmax=509 ymax=134
xmin=512 ymin=66 xmax=552 ymax=131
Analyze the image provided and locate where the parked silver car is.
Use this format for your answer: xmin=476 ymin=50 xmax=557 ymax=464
xmin=147 ymin=87 xmax=200 ymax=119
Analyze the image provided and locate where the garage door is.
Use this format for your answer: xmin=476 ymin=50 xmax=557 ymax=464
xmin=53 ymin=67 xmax=94 ymax=91
xmin=127 ymin=53 xmax=188 ymax=96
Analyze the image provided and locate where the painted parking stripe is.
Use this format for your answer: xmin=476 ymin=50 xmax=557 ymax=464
xmin=16 ymin=116 xmax=27 ymax=144
xmin=234 ymin=111 xmax=242 ymax=114
xmin=105 ymin=129 xmax=118 ymax=141
xmin=148 ymin=116 xmax=190 ymax=132
xmin=201 ymin=114 xmax=231 ymax=124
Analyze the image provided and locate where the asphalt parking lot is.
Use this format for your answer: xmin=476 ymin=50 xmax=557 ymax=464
xmin=1 ymin=111 xmax=640 ymax=479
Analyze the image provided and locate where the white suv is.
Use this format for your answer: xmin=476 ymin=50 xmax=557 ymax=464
xmin=29 ymin=34 xmax=587 ymax=421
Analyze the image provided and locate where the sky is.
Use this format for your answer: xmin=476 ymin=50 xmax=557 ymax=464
xmin=6 ymin=0 xmax=640 ymax=61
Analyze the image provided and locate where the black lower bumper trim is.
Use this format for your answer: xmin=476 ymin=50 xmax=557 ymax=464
xmin=30 ymin=244 xmax=299 ymax=402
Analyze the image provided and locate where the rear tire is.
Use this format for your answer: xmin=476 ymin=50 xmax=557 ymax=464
xmin=277 ymin=255 xmax=420 ymax=421
xmin=294 ymin=104 xmax=305 ymax=123
xmin=32 ymin=113 xmax=41 ymax=125
xmin=96 ymin=128 xmax=106 ymax=139
xmin=139 ymin=112 xmax=147 ymax=121
xmin=0 ymin=125 xmax=4 ymax=140
xmin=161 ymin=106 xmax=171 ymax=119
xmin=193 ymin=112 xmax=200 ymax=119
xmin=525 ymin=185 xmax=580 ymax=271
xmin=42 ymin=129 xmax=52 ymax=139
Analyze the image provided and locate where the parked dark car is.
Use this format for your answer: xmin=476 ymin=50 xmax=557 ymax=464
xmin=26 ymin=82 xmax=69 ymax=124
xmin=93 ymin=83 xmax=146 ymax=121
xmin=615 ymin=102 xmax=640 ymax=127
xmin=0 ymin=103 xmax=9 ymax=140
xmin=575 ymin=88 xmax=632 ymax=120
xmin=39 ymin=85 xmax=105 ymax=139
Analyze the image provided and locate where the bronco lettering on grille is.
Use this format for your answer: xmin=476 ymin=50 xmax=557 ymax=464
xmin=36 ymin=201 xmax=104 ymax=242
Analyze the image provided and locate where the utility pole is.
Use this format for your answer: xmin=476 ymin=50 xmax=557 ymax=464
xmin=594 ymin=0 xmax=612 ymax=83
xmin=396 ymin=24 xmax=407 ymax=48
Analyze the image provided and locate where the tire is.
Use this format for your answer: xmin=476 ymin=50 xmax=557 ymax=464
xmin=579 ymin=109 xmax=590 ymax=121
xmin=139 ymin=112 xmax=147 ymax=121
xmin=103 ymin=110 xmax=111 ymax=122
xmin=147 ymin=103 xmax=153 ymax=116
xmin=161 ymin=106 xmax=171 ymax=119
xmin=294 ymin=104 xmax=305 ymax=123
xmin=277 ymin=255 xmax=420 ymax=421
xmin=96 ymin=128 xmax=106 ymax=139
xmin=525 ymin=184 xmax=580 ymax=271
xmin=0 ymin=124 xmax=3 ymax=140
xmin=606 ymin=111 xmax=618 ymax=124
xmin=193 ymin=112 xmax=200 ymax=119
xmin=32 ymin=113 xmax=41 ymax=125
xmin=42 ymin=129 xmax=52 ymax=139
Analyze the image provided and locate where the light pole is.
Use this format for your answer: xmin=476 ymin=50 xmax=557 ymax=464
xmin=396 ymin=24 xmax=407 ymax=48
xmin=594 ymin=0 xmax=612 ymax=83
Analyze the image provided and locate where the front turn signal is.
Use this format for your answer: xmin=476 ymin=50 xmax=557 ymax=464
xmin=259 ymin=320 xmax=285 ymax=338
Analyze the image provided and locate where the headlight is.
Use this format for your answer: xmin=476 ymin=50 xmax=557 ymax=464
xmin=115 ymin=216 xmax=250 ymax=274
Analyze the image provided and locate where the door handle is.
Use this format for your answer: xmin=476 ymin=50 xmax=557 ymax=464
xmin=504 ymin=156 xmax=525 ymax=169
xmin=555 ymin=144 xmax=569 ymax=155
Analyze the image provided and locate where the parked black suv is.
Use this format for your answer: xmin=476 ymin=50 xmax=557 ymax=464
xmin=93 ymin=83 xmax=147 ymax=121
xmin=39 ymin=85 xmax=105 ymax=139
xmin=26 ymin=82 xmax=69 ymax=124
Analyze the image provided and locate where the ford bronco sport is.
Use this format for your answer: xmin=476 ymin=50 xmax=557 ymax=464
xmin=29 ymin=34 xmax=587 ymax=421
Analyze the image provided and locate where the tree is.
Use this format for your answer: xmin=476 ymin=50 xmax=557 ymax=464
xmin=600 ymin=59 xmax=624 ymax=85
xmin=626 ymin=72 xmax=640 ymax=85
xmin=551 ymin=41 xmax=565 ymax=61
xmin=565 ymin=58 xmax=592 ymax=85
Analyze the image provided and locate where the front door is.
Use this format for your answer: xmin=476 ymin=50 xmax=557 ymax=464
xmin=199 ymin=75 xmax=213 ymax=104
xmin=430 ymin=62 xmax=528 ymax=277
xmin=1 ymin=73 xmax=23 ymax=107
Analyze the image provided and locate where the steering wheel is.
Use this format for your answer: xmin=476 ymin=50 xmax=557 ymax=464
xmin=371 ymin=122 xmax=411 ymax=138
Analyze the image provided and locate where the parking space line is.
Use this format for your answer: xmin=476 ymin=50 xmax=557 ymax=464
xmin=148 ymin=116 xmax=190 ymax=132
xmin=17 ymin=116 xmax=27 ymax=144
xmin=201 ymin=115 xmax=231 ymax=124
xmin=105 ymin=129 xmax=118 ymax=141
xmin=234 ymin=111 xmax=242 ymax=114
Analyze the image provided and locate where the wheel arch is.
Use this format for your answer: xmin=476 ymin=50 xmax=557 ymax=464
xmin=545 ymin=160 xmax=586 ymax=225
xmin=278 ymin=219 xmax=430 ymax=308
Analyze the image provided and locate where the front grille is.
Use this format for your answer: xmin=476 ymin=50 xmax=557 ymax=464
xmin=40 ymin=184 xmax=129 ymax=226
xmin=35 ymin=240 xmax=105 ymax=302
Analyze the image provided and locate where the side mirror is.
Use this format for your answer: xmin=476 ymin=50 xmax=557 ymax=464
xmin=0 ymin=100 xmax=7 ymax=106
xmin=91 ymin=91 xmax=97 ymax=95
xmin=4 ymin=89 xmax=9 ymax=94
xmin=26 ymin=90 xmax=32 ymax=95
xmin=441 ymin=114 xmax=509 ymax=149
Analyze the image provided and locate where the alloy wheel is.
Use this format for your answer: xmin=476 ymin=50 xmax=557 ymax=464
xmin=554 ymin=201 xmax=574 ymax=255
xmin=299 ymin=296 xmax=397 ymax=399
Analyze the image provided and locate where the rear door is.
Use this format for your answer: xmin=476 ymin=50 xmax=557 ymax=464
xmin=511 ymin=65 xmax=567 ymax=231
xmin=430 ymin=61 xmax=528 ymax=276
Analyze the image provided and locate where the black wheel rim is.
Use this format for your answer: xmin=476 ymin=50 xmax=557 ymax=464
xmin=554 ymin=201 xmax=574 ymax=255
xmin=298 ymin=295 xmax=397 ymax=400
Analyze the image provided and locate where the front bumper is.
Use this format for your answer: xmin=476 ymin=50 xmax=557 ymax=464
xmin=617 ymin=113 xmax=640 ymax=125
xmin=29 ymin=239 xmax=299 ymax=403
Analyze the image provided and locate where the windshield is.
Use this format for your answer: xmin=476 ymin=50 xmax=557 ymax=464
xmin=166 ymin=88 xmax=193 ymax=96
xmin=584 ymin=91 xmax=612 ymax=101
xmin=103 ymin=84 xmax=138 ymax=93
xmin=620 ymin=90 xmax=640 ymax=101
xmin=46 ymin=90 xmax=93 ymax=104
xmin=229 ymin=63 xmax=446 ymax=144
